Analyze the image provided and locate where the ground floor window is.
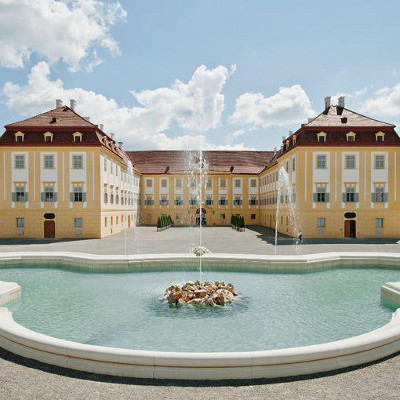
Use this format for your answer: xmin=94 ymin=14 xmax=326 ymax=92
xmin=74 ymin=218 xmax=83 ymax=228
xmin=375 ymin=218 xmax=384 ymax=228
xmin=220 ymin=213 xmax=226 ymax=221
xmin=105 ymin=217 xmax=107 ymax=227
xmin=317 ymin=218 xmax=325 ymax=228
xmin=16 ymin=217 xmax=24 ymax=228
xmin=176 ymin=214 xmax=181 ymax=222
xmin=251 ymin=214 xmax=256 ymax=220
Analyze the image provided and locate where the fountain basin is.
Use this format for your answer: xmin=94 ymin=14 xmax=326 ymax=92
xmin=1 ymin=252 xmax=400 ymax=380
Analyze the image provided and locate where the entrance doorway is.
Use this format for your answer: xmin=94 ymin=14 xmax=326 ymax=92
xmin=344 ymin=219 xmax=356 ymax=238
xmin=44 ymin=220 xmax=55 ymax=238
xmin=196 ymin=208 xmax=206 ymax=226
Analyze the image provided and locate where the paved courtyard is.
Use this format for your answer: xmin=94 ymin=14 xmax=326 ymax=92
xmin=1 ymin=226 xmax=400 ymax=399
xmin=0 ymin=225 xmax=399 ymax=255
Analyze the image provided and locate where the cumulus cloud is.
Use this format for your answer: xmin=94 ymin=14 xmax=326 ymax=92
xmin=229 ymin=85 xmax=315 ymax=129
xmin=2 ymin=62 xmax=250 ymax=150
xmin=360 ymin=84 xmax=400 ymax=117
xmin=0 ymin=0 xmax=126 ymax=71
xmin=226 ymin=128 xmax=245 ymax=144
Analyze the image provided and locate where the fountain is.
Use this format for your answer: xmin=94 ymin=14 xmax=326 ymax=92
xmin=274 ymin=167 xmax=300 ymax=254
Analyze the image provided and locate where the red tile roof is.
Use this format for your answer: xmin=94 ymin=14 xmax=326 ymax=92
xmin=127 ymin=150 xmax=274 ymax=174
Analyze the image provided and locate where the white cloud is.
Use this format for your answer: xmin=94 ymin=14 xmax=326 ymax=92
xmin=2 ymin=62 xmax=251 ymax=150
xmin=360 ymin=84 xmax=400 ymax=117
xmin=0 ymin=0 xmax=126 ymax=71
xmin=226 ymin=128 xmax=245 ymax=144
xmin=229 ymin=85 xmax=315 ymax=129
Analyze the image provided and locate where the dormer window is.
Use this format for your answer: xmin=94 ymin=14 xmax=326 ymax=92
xmin=317 ymin=132 xmax=327 ymax=143
xmin=376 ymin=132 xmax=385 ymax=142
xmin=292 ymin=135 xmax=297 ymax=145
xmin=73 ymin=132 xmax=83 ymax=143
xmin=15 ymin=131 xmax=24 ymax=143
xmin=285 ymin=140 xmax=289 ymax=150
xmin=43 ymin=132 xmax=53 ymax=143
xmin=346 ymin=132 xmax=356 ymax=142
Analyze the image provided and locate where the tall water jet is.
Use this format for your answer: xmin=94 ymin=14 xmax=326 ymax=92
xmin=274 ymin=167 xmax=300 ymax=254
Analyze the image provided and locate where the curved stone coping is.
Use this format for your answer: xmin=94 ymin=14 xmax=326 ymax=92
xmin=0 ymin=281 xmax=21 ymax=306
xmin=1 ymin=251 xmax=400 ymax=272
xmin=1 ymin=307 xmax=400 ymax=380
xmin=382 ymin=282 xmax=400 ymax=307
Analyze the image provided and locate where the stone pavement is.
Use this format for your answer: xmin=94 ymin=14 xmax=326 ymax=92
xmin=0 ymin=225 xmax=399 ymax=255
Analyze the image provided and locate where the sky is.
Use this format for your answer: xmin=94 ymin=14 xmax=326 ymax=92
xmin=1 ymin=0 xmax=400 ymax=151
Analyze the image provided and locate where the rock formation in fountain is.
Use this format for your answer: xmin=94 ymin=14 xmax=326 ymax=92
xmin=193 ymin=246 xmax=210 ymax=256
xmin=165 ymin=280 xmax=237 ymax=306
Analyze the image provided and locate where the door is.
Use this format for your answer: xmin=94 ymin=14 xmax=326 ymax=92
xmin=44 ymin=220 xmax=55 ymax=238
xmin=344 ymin=220 xmax=356 ymax=238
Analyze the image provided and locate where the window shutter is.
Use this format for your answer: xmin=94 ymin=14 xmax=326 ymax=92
xmin=355 ymin=193 xmax=359 ymax=202
xmin=70 ymin=192 xmax=74 ymax=202
xmin=54 ymin=193 xmax=58 ymax=202
xmin=313 ymin=193 xmax=317 ymax=202
xmin=384 ymin=193 xmax=388 ymax=202
xmin=25 ymin=193 xmax=29 ymax=202
xmin=41 ymin=192 xmax=45 ymax=202
xmin=12 ymin=192 xmax=16 ymax=202
xmin=326 ymin=193 xmax=330 ymax=202
xmin=342 ymin=193 xmax=346 ymax=202
xmin=82 ymin=192 xmax=87 ymax=202
xmin=371 ymin=193 xmax=376 ymax=202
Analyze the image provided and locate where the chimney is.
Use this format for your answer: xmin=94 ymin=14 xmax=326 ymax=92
xmin=288 ymin=130 xmax=293 ymax=136
xmin=324 ymin=96 xmax=331 ymax=109
xmin=70 ymin=99 xmax=76 ymax=110
xmin=99 ymin=124 xmax=104 ymax=131
xmin=110 ymin=133 xmax=115 ymax=139
xmin=56 ymin=99 xmax=62 ymax=108
xmin=118 ymin=141 xmax=124 ymax=148
xmin=338 ymin=96 xmax=345 ymax=108
xmin=273 ymin=147 xmax=277 ymax=154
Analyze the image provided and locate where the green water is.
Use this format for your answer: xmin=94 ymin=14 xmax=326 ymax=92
xmin=1 ymin=266 xmax=399 ymax=352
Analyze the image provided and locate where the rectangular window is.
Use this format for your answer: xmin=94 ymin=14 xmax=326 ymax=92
xmin=347 ymin=135 xmax=355 ymax=142
xmin=318 ymin=135 xmax=325 ymax=143
xmin=73 ymin=155 xmax=83 ymax=169
xmin=249 ymin=196 xmax=258 ymax=205
xmin=250 ymin=179 xmax=257 ymax=188
xmin=104 ymin=159 xmax=107 ymax=172
xmin=174 ymin=197 xmax=183 ymax=205
xmin=251 ymin=214 xmax=256 ymax=220
xmin=292 ymin=158 xmax=296 ymax=171
xmin=176 ymin=214 xmax=181 ymax=222
xmin=206 ymin=178 xmax=212 ymax=188
xmin=161 ymin=179 xmax=168 ymax=188
xmin=44 ymin=155 xmax=54 ymax=169
xmin=146 ymin=179 xmax=152 ymax=188
xmin=317 ymin=218 xmax=325 ymax=228
xmin=377 ymin=135 xmax=384 ymax=143
xmin=74 ymin=218 xmax=83 ymax=228
xmin=104 ymin=217 xmax=107 ymax=227
xmin=219 ymin=197 xmax=228 ymax=205
xmin=205 ymin=196 xmax=213 ymax=205
xmin=234 ymin=179 xmax=241 ymax=188
xmin=160 ymin=196 xmax=169 ymax=205
xmin=145 ymin=197 xmax=154 ymax=205
xmin=345 ymin=187 xmax=356 ymax=202
xmin=375 ymin=218 xmax=384 ymax=228
xmin=220 ymin=178 xmax=226 ymax=188
xmin=316 ymin=155 xmax=326 ymax=169
xmin=73 ymin=186 xmax=83 ymax=202
xmin=375 ymin=155 xmax=385 ymax=169
xmin=176 ymin=178 xmax=182 ymax=188
xmin=15 ymin=186 xmax=26 ymax=202
xmin=233 ymin=196 xmax=242 ymax=205
xmin=316 ymin=187 xmax=326 ymax=202
xmin=374 ymin=186 xmax=385 ymax=202
xmin=190 ymin=178 xmax=197 ymax=187
xmin=189 ymin=197 xmax=197 ymax=205
xmin=14 ymin=155 xmax=25 ymax=169
xmin=44 ymin=186 xmax=55 ymax=202
xmin=345 ymin=155 xmax=355 ymax=169
xmin=220 ymin=213 xmax=226 ymax=220
xmin=16 ymin=217 xmax=24 ymax=228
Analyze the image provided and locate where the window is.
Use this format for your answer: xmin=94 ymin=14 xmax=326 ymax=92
xmin=345 ymin=155 xmax=355 ymax=169
xmin=189 ymin=197 xmax=197 ymax=205
xmin=176 ymin=214 xmax=181 ymax=222
xmin=72 ymin=186 xmax=83 ymax=202
xmin=74 ymin=135 xmax=82 ymax=143
xmin=377 ymin=135 xmax=384 ymax=142
xmin=14 ymin=155 xmax=25 ymax=169
xmin=317 ymin=133 xmax=326 ymax=143
xmin=375 ymin=155 xmax=385 ymax=169
xmin=317 ymin=218 xmax=325 ymax=228
xmin=251 ymin=214 xmax=256 ymax=220
xmin=375 ymin=218 xmax=384 ymax=228
xmin=292 ymin=158 xmax=296 ymax=171
xmin=104 ymin=187 xmax=108 ymax=203
xmin=347 ymin=135 xmax=355 ymax=142
xmin=44 ymin=186 xmax=55 ymax=202
xmin=174 ymin=197 xmax=183 ymax=205
xmin=161 ymin=179 xmax=168 ymax=188
xmin=220 ymin=214 xmax=226 ymax=220
xmin=234 ymin=179 xmax=241 ymax=188
xmin=219 ymin=197 xmax=228 ymax=205
xmin=15 ymin=186 xmax=26 ymax=202
xmin=45 ymin=135 xmax=52 ymax=143
xmin=15 ymin=132 xmax=24 ymax=142
xmin=285 ymin=161 xmax=289 ymax=172
xmin=316 ymin=155 xmax=326 ymax=169
xmin=176 ymin=178 xmax=182 ymax=188
xmin=205 ymin=196 xmax=213 ymax=205
xmin=146 ymin=179 xmax=152 ymax=188
xmin=104 ymin=159 xmax=107 ymax=172
xmin=233 ymin=195 xmax=242 ymax=205
xmin=16 ymin=218 xmax=24 ymax=228
xmin=344 ymin=187 xmax=356 ymax=202
xmin=74 ymin=218 xmax=83 ymax=228
xmin=250 ymin=179 xmax=257 ymax=188
xmin=145 ymin=197 xmax=154 ymax=205
xmin=104 ymin=217 xmax=107 ymax=227
xmin=73 ymin=155 xmax=83 ymax=169
xmin=220 ymin=178 xmax=226 ymax=188
xmin=249 ymin=195 xmax=258 ymax=205
xmin=160 ymin=196 xmax=168 ymax=205
xmin=190 ymin=178 xmax=197 ymax=187
xmin=315 ymin=187 xmax=327 ymax=202
xmin=373 ymin=186 xmax=386 ymax=202
xmin=44 ymin=155 xmax=54 ymax=169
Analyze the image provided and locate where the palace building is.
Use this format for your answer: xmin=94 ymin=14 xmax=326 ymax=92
xmin=0 ymin=96 xmax=399 ymax=239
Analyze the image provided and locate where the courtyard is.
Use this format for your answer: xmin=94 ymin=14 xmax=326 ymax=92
xmin=0 ymin=226 xmax=399 ymax=255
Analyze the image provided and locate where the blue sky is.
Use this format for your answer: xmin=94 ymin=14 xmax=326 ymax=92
xmin=1 ymin=0 xmax=400 ymax=150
